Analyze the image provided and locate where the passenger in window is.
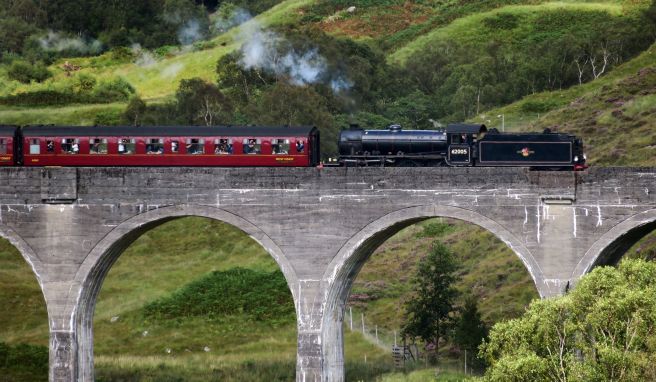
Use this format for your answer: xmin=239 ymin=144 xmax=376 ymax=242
xmin=91 ymin=142 xmax=100 ymax=153
xmin=186 ymin=142 xmax=195 ymax=154
xmin=296 ymin=140 xmax=304 ymax=153
xmin=72 ymin=142 xmax=79 ymax=154
xmin=246 ymin=139 xmax=256 ymax=154
xmin=47 ymin=141 xmax=54 ymax=153
xmin=171 ymin=141 xmax=179 ymax=153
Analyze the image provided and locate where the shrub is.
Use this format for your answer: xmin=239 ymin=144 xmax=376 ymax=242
xmin=520 ymin=99 xmax=562 ymax=113
xmin=0 ymin=89 xmax=76 ymax=106
xmin=6 ymin=60 xmax=52 ymax=84
xmin=143 ymin=268 xmax=295 ymax=323
xmin=73 ymin=73 xmax=97 ymax=93
xmin=92 ymin=77 xmax=135 ymax=101
xmin=94 ymin=109 xmax=124 ymax=126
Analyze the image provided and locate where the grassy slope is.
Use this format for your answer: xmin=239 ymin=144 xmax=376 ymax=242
xmin=388 ymin=1 xmax=629 ymax=64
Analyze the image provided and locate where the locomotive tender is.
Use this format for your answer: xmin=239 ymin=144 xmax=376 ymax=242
xmin=0 ymin=123 xmax=586 ymax=170
xmin=338 ymin=123 xmax=587 ymax=170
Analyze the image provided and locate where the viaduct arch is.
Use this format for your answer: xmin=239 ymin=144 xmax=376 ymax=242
xmin=0 ymin=166 xmax=652 ymax=381
xmin=72 ymin=205 xmax=298 ymax=381
xmin=317 ymin=204 xmax=543 ymax=380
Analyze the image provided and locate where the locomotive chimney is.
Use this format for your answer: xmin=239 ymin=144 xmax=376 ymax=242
xmin=349 ymin=123 xmax=360 ymax=129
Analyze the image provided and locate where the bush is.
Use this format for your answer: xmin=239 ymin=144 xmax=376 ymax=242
xmin=94 ymin=109 xmax=124 ymax=125
xmin=6 ymin=60 xmax=52 ymax=84
xmin=92 ymin=77 xmax=135 ymax=101
xmin=519 ymin=99 xmax=562 ymax=113
xmin=0 ymin=89 xmax=77 ymax=106
xmin=143 ymin=268 xmax=295 ymax=323
xmin=73 ymin=73 xmax=97 ymax=93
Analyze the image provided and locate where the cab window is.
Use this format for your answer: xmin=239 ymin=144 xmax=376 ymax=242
xmin=186 ymin=138 xmax=204 ymax=154
xmin=90 ymin=138 xmax=108 ymax=154
xmin=29 ymin=139 xmax=40 ymax=154
xmin=243 ymin=138 xmax=261 ymax=154
xmin=0 ymin=138 xmax=6 ymax=155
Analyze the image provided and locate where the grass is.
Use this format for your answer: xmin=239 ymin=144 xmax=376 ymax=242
xmin=0 ymin=103 xmax=125 ymax=125
xmin=388 ymin=1 xmax=631 ymax=64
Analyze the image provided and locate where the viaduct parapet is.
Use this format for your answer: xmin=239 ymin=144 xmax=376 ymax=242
xmin=0 ymin=167 xmax=654 ymax=382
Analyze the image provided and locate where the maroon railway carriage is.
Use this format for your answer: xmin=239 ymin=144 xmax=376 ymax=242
xmin=21 ymin=125 xmax=320 ymax=167
xmin=0 ymin=125 xmax=17 ymax=166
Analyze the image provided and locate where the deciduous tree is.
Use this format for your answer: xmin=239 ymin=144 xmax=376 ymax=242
xmin=481 ymin=259 xmax=656 ymax=381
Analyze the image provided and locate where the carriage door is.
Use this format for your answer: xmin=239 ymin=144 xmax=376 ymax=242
xmin=447 ymin=133 xmax=472 ymax=166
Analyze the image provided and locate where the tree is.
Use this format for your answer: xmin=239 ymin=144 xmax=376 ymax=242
xmin=481 ymin=259 xmax=656 ymax=382
xmin=247 ymin=82 xmax=337 ymax=157
xmin=453 ymin=295 xmax=488 ymax=368
xmin=124 ymin=96 xmax=146 ymax=126
xmin=176 ymin=78 xmax=232 ymax=126
xmin=402 ymin=241 xmax=459 ymax=363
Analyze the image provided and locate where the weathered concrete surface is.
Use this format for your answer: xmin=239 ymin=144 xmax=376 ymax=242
xmin=0 ymin=166 xmax=654 ymax=382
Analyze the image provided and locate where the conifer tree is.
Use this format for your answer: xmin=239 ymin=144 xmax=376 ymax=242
xmin=402 ymin=241 xmax=459 ymax=362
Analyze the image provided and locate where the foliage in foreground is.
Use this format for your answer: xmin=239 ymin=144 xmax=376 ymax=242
xmin=0 ymin=342 xmax=48 ymax=382
xmin=481 ymin=259 xmax=656 ymax=381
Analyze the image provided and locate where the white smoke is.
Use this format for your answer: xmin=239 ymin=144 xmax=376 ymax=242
xmin=131 ymin=44 xmax=157 ymax=67
xmin=178 ymin=19 xmax=204 ymax=46
xmin=215 ymin=7 xmax=252 ymax=33
xmin=39 ymin=31 xmax=102 ymax=54
xmin=236 ymin=21 xmax=351 ymax=92
xmin=161 ymin=62 xmax=185 ymax=79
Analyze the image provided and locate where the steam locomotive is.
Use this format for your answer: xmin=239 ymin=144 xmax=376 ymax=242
xmin=338 ymin=123 xmax=587 ymax=170
xmin=0 ymin=123 xmax=586 ymax=170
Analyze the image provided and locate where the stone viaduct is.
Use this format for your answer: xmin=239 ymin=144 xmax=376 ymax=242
xmin=0 ymin=166 xmax=654 ymax=382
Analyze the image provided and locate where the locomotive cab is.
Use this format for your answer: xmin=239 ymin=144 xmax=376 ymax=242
xmin=445 ymin=124 xmax=487 ymax=166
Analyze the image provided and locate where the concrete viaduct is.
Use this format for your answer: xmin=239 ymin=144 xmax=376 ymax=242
xmin=0 ymin=166 xmax=654 ymax=382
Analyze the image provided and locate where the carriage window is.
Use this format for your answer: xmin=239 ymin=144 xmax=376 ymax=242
xmin=295 ymin=139 xmax=305 ymax=153
xmin=46 ymin=140 xmax=54 ymax=153
xmin=186 ymin=138 xmax=204 ymax=154
xmin=146 ymin=138 xmax=164 ymax=154
xmin=0 ymin=139 xmax=6 ymax=154
xmin=118 ymin=138 xmax=135 ymax=154
xmin=272 ymin=139 xmax=289 ymax=154
xmin=29 ymin=139 xmax=40 ymax=154
xmin=214 ymin=138 xmax=232 ymax=154
xmin=171 ymin=140 xmax=180 ymax=153
xmin=243 ymin=138 xmax=261 ymax=154
xmin=61 ymin=138 xmax=79 ymax=154
xmin=90 ymin=138 xmax=108 ymax=154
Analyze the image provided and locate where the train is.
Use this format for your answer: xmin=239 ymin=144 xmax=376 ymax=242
xmin=0 ymin=123 xmax=587 ymax=170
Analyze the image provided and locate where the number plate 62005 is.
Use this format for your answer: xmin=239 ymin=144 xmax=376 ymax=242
xmin=450 ymin=148 xmax=468 ymax=155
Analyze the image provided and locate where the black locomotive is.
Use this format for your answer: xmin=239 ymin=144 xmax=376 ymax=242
xmin=338 ymin=123 xmax=587 ymax=170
